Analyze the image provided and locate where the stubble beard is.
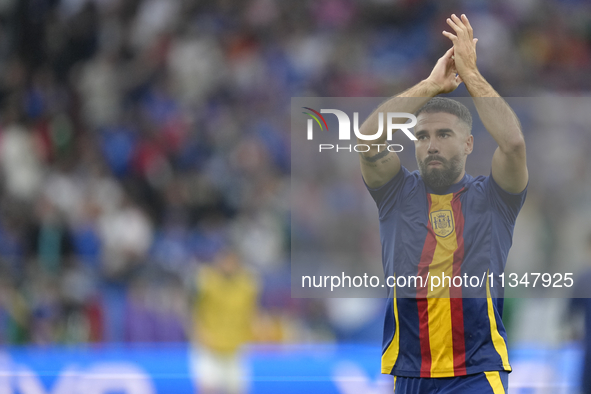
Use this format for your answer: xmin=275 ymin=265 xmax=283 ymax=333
xmin=418 ymin=154 xmax=464 ymax=190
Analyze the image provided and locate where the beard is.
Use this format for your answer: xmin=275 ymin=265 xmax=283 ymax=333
xmin=417 ymin=154 xmax=464 ymax=190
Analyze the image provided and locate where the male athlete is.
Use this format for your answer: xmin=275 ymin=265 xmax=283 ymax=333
xmin=358 ymin=14 xmax=528 ymax=393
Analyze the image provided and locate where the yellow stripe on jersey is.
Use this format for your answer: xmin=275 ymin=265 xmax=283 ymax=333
xmin=426 ymin=194 xmax=457 ymax=377
xmin=486 ymin=272 xmax=511 ymax=371
xmin=382 ymin=280 xmax=400 ymax=374
xmin=484 ymin=371 xmax=506 ymax=394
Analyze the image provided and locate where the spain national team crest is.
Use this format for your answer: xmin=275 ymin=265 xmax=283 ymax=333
xmin=430 ymin=210 xmax=454 ymax=238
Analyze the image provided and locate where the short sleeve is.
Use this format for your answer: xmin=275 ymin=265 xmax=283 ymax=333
xmin=363 ymin=166 xmax=412 ymax=217
xmin=485 ymin=173 xmax=528 ymax=224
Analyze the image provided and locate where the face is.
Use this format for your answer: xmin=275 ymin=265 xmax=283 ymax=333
xmin=414 ymin=112 xmax=473 ymax=190
xmin=216 ymin=250 xmax=240 ymax=274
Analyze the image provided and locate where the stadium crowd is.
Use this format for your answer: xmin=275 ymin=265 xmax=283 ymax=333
xmin=0 ymin=0 xmax=590 ymax=346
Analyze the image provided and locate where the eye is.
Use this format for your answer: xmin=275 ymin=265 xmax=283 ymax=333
xmin=440 ymin=133 xmax=450 ymax=139
xmin=417 ymin=135 xmax=428 ymax=141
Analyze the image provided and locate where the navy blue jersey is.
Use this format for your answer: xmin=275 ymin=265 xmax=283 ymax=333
xmin=366 ymin=166 xmax=527 ymax=377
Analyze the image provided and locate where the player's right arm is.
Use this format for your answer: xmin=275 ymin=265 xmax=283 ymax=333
xmin=358 ymin=47 xmax=463 ymax=188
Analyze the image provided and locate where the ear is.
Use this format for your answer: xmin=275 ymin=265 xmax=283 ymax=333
xmin=465 ymin=134 xmax=474 ymax=155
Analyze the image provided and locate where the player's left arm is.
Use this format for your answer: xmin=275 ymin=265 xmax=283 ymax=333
xmin=444 ymin=13 xmax=528 ymax=194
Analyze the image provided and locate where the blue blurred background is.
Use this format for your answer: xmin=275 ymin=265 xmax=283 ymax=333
xmin=0 ymin=0 xmax=590 ymax=393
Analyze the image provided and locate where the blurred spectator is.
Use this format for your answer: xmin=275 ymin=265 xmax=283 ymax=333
xmin=0 ymin=121 xmax=42 ymax=201
xmin=125 ymin=273 xmax=187 ymax=343
xmin=190 ymin=248 xmax=259 ymax=394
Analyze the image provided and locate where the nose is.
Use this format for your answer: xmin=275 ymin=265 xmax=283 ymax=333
xmin=427 ymin=139 xmax=439 ymax=154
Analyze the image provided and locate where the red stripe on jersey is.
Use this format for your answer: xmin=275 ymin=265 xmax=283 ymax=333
xmin=417 ymin=193 xmax=437 ymax=377
xmin=450 ymin=190 xmax=467 ymax=376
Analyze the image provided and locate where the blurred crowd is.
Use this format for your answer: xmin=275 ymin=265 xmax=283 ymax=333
xmin=0 ymin=0 xmax=590 ymax=346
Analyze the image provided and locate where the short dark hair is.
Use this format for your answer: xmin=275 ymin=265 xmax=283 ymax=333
xmin=415 ymin=97 xmax=473 ymax=132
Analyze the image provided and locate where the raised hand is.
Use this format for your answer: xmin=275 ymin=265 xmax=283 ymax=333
xmin=426 ymin=46 xmax=463 ymax=95
xmin=442 ymin=14 xmax=478 ymax=79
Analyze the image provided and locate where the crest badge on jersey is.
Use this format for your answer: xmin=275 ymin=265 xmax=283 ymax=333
xmin=430 ymin=210 xmax=454 ymax=238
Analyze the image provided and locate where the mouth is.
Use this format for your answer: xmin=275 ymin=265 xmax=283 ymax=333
xmin=427 ymin=160 xmax=442 ymax=166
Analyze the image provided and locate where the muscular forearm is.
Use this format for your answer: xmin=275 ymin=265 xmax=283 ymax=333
xmin=358 ymin=80 xmax=440 ymax=145
xmin=464 ymin=72 xmax=525 ymax=152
